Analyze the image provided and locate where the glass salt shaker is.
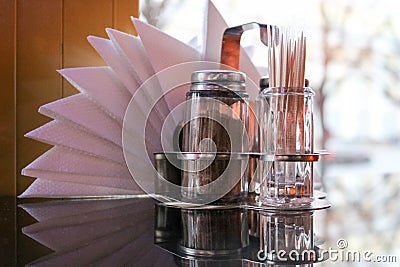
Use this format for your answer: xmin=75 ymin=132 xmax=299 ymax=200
xmin=180 ymin=70 xmax=250 ymax=203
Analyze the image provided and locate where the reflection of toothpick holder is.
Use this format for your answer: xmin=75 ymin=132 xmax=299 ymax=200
xmin=256 ymin=210 xmax=328 ymax=264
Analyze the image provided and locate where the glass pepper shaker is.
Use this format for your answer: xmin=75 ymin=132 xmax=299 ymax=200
xmin=180 ymin=70 xmax=250 ymax=203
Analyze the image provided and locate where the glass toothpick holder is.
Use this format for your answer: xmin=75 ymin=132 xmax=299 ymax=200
xmin=257 ymin=81 xmax=318 ymax=208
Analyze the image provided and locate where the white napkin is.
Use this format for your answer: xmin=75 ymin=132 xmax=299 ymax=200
xmin=105 ymin=28 xmax=154 ymax=83
xmin=87 ymin=36 xmax=139 ymax=94
xmin=39 ymin=94 xmax=122 ymax=146
xmin=21 ymin=0 xmax=262 ymax=198
xmin=132 ymin=18 xmax=201 ymax=73
xmin=26 ymin=120 xmax=125 ymax=164
xmin=58 ymin=67 xmax=131 ymax=123
xmin=19 ymin=179 xmax=140 ymax=198
xmin=22 ymin=146 xmax=137 ymax=190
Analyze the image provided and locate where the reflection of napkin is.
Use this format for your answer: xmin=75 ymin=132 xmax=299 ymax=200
xmin=21 ymin=198 xmax=175 ymax=266
xmin=21 ymin=0 xmax=261 ymax=198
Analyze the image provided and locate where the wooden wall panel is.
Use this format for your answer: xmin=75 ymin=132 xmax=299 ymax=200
xmin=16 ymin=0 xmax=63 ymax=195
xmin=114 ymin=0 xmax=139 ymax=35
xmin=62 ymin=0 xmax=113 ymax=97
xmin=10 ymin=0 xmax=138 ymax=196
xmin=0 ymin=3 xmax=17 ymax=265
xmin=0 ymin=0 xmax=16 ymax=196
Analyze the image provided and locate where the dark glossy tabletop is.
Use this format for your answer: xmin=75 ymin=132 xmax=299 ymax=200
xmin=2 ymin=152 xmax=400 ymax=266
xmin=3 ymin=196 xmax=326 ymax=267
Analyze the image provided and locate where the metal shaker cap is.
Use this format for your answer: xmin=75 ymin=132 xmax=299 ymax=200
xmin=259 ymin=76 xmax=269 ymax=89
xmin=191 ymin=70 xmax=246 ymax=91
xmin=259 ymin=77 xmax=310 ymax=88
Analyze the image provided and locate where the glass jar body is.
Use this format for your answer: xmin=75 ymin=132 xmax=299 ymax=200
xmin=257 ymin=87 xmax=315 ymax=206
xmin=181 ymin=73 xmax=250 ymax=203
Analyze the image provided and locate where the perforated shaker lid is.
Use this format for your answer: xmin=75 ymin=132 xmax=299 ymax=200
xmin=191 ymin=70 xmax=246 ymax=91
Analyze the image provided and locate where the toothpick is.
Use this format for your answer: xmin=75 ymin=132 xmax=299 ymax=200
xmin=267 ymin=27 xmax=307 ymax=155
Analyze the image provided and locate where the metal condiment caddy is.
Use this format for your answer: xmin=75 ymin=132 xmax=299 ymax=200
xmin=154 ymin=22 xmax=329 ymax=210
xmin=151 ymin=21 xmax=331 ymax=265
